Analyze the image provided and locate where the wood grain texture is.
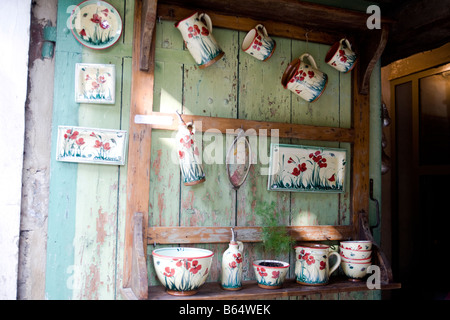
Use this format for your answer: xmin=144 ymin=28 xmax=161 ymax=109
xmin=140 ymin=0 xmax=158 ymax=71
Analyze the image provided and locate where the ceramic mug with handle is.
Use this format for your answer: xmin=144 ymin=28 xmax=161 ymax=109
xmin=241 ymin=24 xmax=276 ymax=61
xmin=175 ymin=12 xmax=225 ymax=68
xmin=295 ymin=243 xmax=341 ymax=285
xmin=281 ymin=53 xmax=328 ymax=102
xmin=325 ymin=38 xmax=357 ymax=73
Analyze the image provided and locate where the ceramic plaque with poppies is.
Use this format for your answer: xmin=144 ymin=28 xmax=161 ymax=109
xmin=75 ymin=63 xmax=115 ymax=104
xmin=70 ymin=0 xmax=123 ymax=49
xmin=268 ymin=144 xmax=347 ymax=193
xmin=56 ymin=126 xmax=127 ymax=165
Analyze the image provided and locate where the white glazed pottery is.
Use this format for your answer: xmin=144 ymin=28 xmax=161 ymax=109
xmin=241 ymin=24 xmax=276 ymax=61
xmin=340 ymin=260 xmax=371 ymax=282
xmin=340 ymin=240 xmax=372 ymax=251
xmin=152 ymin=247 xmax=214 ymax=296
xmin=221 ymin=228 xmax=244 ymax=290
xmin=340 ymin=254 xmax=371 ymax=264
xmin=325 ymin=38 xmax=357 ymax=73
xmin=340 ymin=247 xmax=372 ymax=260
xmin=294 ymin=243 xmax=341 ymax=286
xmin=253 ymin=260 xmax=289 ymax=289
xmin=175 ymin=12 xmax=224 ymax=68
xmin=281 ymin=53 xmax=328 ymax=102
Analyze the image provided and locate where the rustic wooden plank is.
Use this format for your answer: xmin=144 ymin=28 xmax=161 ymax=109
xmin=140 ymin=0 xmax=158 ymax=71
xmin=135 ymin=112 xmax=355 ymax=143
xmin=351 ymin=62 xmax=371 ymax=237
xmin=147 ymin=225 xmax=353 ymax=244
xmin=156 ymin=3 xmax=339 ymax=45
xmin=130 ymin=212 xmax=148 ymax=299
xmin=123 ymin=0 xmax=155 ymax=288
xmin=147 ymin=277 xmax=401 ymax=300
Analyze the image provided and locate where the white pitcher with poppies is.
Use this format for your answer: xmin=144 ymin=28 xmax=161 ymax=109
xmin=295 ymin=243 xmax=341 ymax=286
xmin=175 ymin=12 xmax=225 ymax=68
xmin=221 ymin=228 xmax=244 ymax=290
xmin=175 ymin=112 xmax=205 ymax=186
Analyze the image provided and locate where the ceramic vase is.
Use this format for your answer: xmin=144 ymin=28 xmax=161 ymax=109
xmin=221 ymin=228 xmax=244 ymax=290
xmin=175 ymin=12 xmax=225 ymax=68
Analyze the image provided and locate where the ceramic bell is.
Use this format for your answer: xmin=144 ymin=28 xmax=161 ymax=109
xmin=175 ymin=111 xmax=206 ymax=186
xmin=221 ymin=228 xmax=244 ymax=290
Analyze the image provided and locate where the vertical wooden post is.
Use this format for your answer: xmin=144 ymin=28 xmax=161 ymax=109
xmin=123 ymin=0 xmax=157 ymax=291
xmin=351 ymin=62 xmax=371 ymax=238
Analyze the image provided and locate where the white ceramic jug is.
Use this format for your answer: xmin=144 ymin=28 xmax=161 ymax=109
xmin=221 ymin=228 xmax=244 ymax=290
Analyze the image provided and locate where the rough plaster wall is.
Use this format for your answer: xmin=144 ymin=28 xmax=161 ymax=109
xmin=18 ymin=0 xmax=57 ymax=300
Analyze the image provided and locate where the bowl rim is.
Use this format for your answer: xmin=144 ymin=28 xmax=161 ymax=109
xmin=152 ymin=247 xmax=214 ymax=259
xmin=295 ymin=243 xmax=330 ymax=250
xmin=340 ymin=240 xmax=372 ymax=245
xmin=340 ymin=254 xmax=371 ymax=262
xmin=340 ymin=258 xmax=372 ymax=265
xmin=339 ymin=247 xmax=372 ymax=253
xmin=252 ymin=259 xmax=290 ymax=269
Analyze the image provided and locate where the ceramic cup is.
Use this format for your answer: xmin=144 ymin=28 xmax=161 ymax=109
xmin=294 ymin=243 xmax=341 ymax=286
xmin=340 ymin=240 xmax=372 ymax=251
xmin=340 ymin=247 xmax=372 ymax=260
xmin=175 ymin=12 xmax=225 ymax=68
xmin=325 ymin=38 xmax=357 ymax=73
xmin=281 ymin=53 xmax=328 ymax=102
xmin=241 ymin=24 xmax=276 ymax=61
xmin=341 ymin=260 xmax=371 ymax=282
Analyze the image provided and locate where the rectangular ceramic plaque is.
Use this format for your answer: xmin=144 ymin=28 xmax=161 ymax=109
xmin=75 ymin=63 xmax=115 ymax=104
xmin=268 ymin=143 xmax=347 ymax=193
xmin=56 ymin=126 xmax=127 ymax=165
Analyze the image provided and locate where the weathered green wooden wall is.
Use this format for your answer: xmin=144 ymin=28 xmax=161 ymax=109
xmin=46 ymin=0 xmax=382 ymax=300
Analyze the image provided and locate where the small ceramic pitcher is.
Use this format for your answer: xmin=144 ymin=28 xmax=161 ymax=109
xmin=175 ymin=12 xmax=225 ymax=68
xmin=175 ymin=112 xmax=205 ymax=186
xmin=221 ymin=228 xmax=244 ymax=290
xmin=295 ymin=243 xmax=341 ymax=286
xmin=281 ymin=53 xmax=328 ymax=102
xmin=241 ymin=24 xmax=276 ymax=61
xmin=325 ymin=38 xmax=357 ymax=73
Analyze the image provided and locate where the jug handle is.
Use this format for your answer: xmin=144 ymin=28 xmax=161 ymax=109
xmin=299 ymin=53 xmax=318 ymax=70
xmin=341 ymin=38 xmax=352 ymax=50
xmin=256 ymin=24 xmax=269 ymax=38
xmin=237 ymin=241 xmax=244 ymax=252
xmin=328 ymin=251 xmax=341 ymax=276
xmin=199 ymin=13 xmax=213 ymax=32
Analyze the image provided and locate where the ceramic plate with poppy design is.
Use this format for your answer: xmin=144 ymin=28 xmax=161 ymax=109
xmin=70 ymin=0 xmax=123 ymax=50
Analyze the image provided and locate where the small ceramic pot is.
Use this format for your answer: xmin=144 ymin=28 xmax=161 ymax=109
xmin=340 ymin=260 xmax=371 ymax=282
xmin=281 ymin=53 xmax=328 ymax=102
xmin=152 ymin=247 xmax=214 ymax=296
xmin=253 ymin=260 xmax=289 ymax=289
xmin=175 ymin=12 xmax=225 ymax=68
xmin=241 ymin=24 xmax=276 ymax=61
xmin=325 ymin=38 xmax=357 ymax=73
xmin=340 ymin=240 xmax=372 ymax=251
xmin=340 ymin=247 xmax=372 ymax=260
xmin=295 ymin=243 xmax=341 ymax=286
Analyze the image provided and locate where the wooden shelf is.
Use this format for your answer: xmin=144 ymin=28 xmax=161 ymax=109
xmin=139 ymin=278 xmax=401 ymax=300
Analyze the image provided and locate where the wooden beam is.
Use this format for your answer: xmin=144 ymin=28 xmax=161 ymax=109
xmin=135 ymin=112 xmax=356 ymax=143
xmin=147 ymin=226 xmax=353 ymax=244
xmin=130 ymin=213 xmax=148 ymax=299
xmin=123 ymin=0 xmax=156 ymax=288
xmin=156 ymin=3 xmax=341 ymax=45
xmin=140 ymin=0 xmax=158 ymax=71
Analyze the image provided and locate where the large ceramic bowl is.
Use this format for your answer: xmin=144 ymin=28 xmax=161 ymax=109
xmin=253 ymin=260 xmax=290 ymax=289
xmin=152 ymin=247 xmax=214 ymax=296
xmin=340 ymin=240 xmax=372 ymax=251
xmin=341 ymin=260 xmax=371 ymax=281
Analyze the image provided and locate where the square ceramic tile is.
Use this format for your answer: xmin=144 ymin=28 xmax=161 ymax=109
xmin=75 ymin=63 xmax=115 ymax=104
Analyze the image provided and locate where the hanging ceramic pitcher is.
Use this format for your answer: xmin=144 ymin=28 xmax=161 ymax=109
xmin=175 ymin=111 xmax=206 ymax=186
xmin=175 ymin=12 xmax=225 ymax=69
xmin=221 ymin=228 xmax=244 ymax=290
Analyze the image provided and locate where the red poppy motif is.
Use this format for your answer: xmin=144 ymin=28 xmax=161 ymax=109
xmin=187 ymin=25 xmax=201 ymax=38
xmin=320 ymin=261 xmax=326 ymax=270
xmin=257 ymin=267 xmax=268 ymax=277
xmin=94 ymin=140 xmax=103 ymax=148
xmin=180 ymin=135 xmax=193 ymax=149
xmin=101 ymin=8 xmax=109 ymax=17
xmin=309 ymin=151 xmax=327 ymax=168
xmin=287 ymin=157 xmax=295 ymax=164
xmin=190 ymin=260 xmax=202 ymax=274
xmin=308 ymin=71 xmax=315 ymax=79
xmin=80 ymin=29 xmax=87 ymax=37
xmin=272 ymin=271 xmax=280 ymax=279
xmin=291 ymin=163 xmax=307 ymax=176
xmin=164 ymin=267 xmax=175 ymax=277
xmin=103 ymin=142 xmax=111 ymax=151
xmin=76 ymin=138 xmax=85 ymax=146
xmin=100 ymin=20 xmax=110 ymax=30
xmin=328 ymin=174 xmax=335 ymax=182
xmin=201 ymin=26 xmax=210 ymax=36
xmin=233 ymin=253 xmax=243 ymax=264
xmin=229 ymin=261 xmax=237 ymax=269
xmin=179 ymin=151 xmax=185 ymax=159
xmin=91 ymin=14 xmax=102 ymax=24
